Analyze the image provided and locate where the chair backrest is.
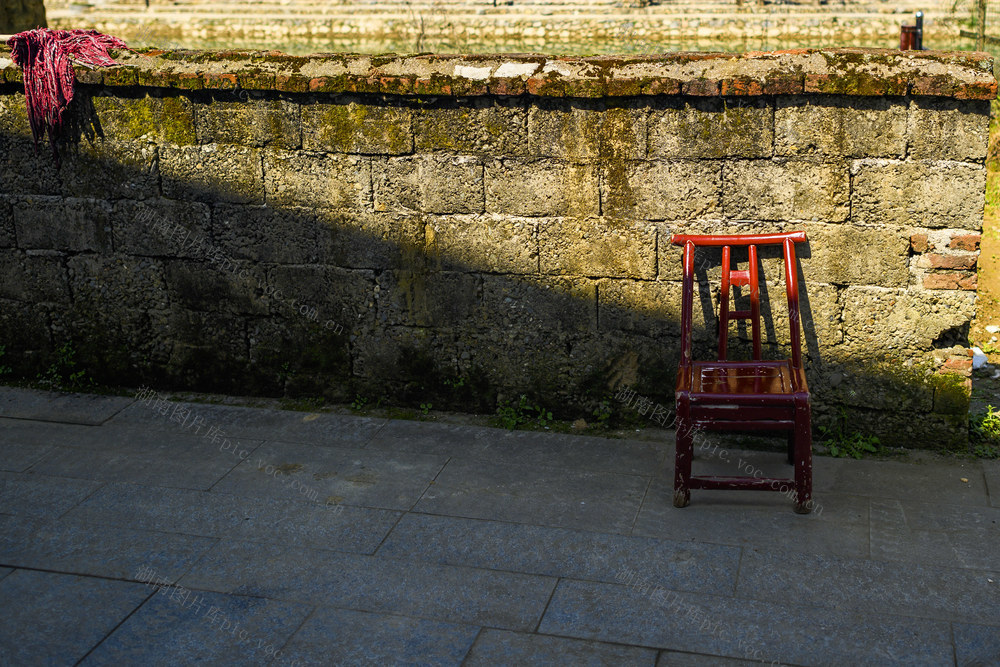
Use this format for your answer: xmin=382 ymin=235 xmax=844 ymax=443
xmin=670 ymin=231 xmax=807 ymax=369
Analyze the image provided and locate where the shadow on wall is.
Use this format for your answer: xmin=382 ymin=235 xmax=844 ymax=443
xmin=0 ymin=85 xmax=975 ymax=448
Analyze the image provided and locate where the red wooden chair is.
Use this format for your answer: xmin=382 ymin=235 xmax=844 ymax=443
xmin=671 ymin=231 xmax=813 ymax=514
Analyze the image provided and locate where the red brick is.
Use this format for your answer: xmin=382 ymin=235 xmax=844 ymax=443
xmin=918 ymin=253 xmax=978 ymax=270
xmin=910 ymin=233 xmax=929 ymax=253
xmin=720 ymin=78 xmax=763 ymax=96
xmin=204 ymin=72 xmax=238 ymax=89
xmin=922 ymin=272 xmax=978 ymax=290
xmin=496 ymin=77 xmax=529 ymax=96
xmin=949 ymin=234 xmax=981 ymax=251
xmin=682 ymin=79 xmax=720 ymax=96
xmin=761 ymin=75 xmax=804 ymax=95
xmin=942 ymin=357 xmax=973 ymax=371
xmin=641 ymin=78 xmax=681 ymax=95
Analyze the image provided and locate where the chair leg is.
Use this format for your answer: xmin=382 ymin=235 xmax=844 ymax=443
xmin=793 ymin=400 xmax=813 ymax=514
xmin=673 ymin=405 xmax=693 ymax=508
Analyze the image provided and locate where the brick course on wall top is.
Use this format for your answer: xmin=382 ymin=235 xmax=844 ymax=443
xmin=0 ymin=47 xmax=994 ymax=447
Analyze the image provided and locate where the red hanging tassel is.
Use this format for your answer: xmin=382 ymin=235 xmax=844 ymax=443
xmin=7 ymin=29 xmax=128 ymax=165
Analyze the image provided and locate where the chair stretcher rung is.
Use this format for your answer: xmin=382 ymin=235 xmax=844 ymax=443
xmin=725 ymin=309 xmax=752 ymax=320
xmin=690 ymin=476 xmax=796 ymax=491
xmin=730 ymin=271 xmax=751 ymax=287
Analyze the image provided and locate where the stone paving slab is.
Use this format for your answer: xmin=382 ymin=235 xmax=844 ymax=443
xmin=67 ymin=482 xmax=401 ymax=554
xmin=110 ymin=400 xmax=386 ymax=447
xmin=377 ymin=513 xmax=741 ymax=596
xmin=212 ymin=440 xmax=447 ymax=511
xmin=0 ymin=416 xmax=100 ymax=452
xmin=0 ymin=387 xmax=133 ymax=425
xmin=276 ymin=606 xmax=479 ymax=666
xmin=0 ymin=441 xmax=59 ymax=472
xmin=179 ymin=539 xmax=557 ymax=631
xmin=984 ymin=460 xmax=1000 ymax=508
xmin=463 ymin=628 xmax=658 ymax=666
xmin=656 ymin=651 xmax=760 ymax=666
xmin=415 ymin=458 xmax=649 ymax=533
xmin=80 ymin=589 xmax=312 ymax=666
xmin=28 ymin=431 xmax=264 ymax=490
xmin=539 ymin=578 xmax=955 ymax=665
xmin=633 ymin=480 xmax=871 ymax=558
xmin=0 ymin=569 xmax=149 ymax=665
xmin=869 ymin=498 xmax=1000 ymax=570
xmin=364 ymin=419 xmax=669 ymax=475
xmin=0 ymin=566 xmax=11 ymax=582
xmin=734 ymin=548 xmax=1000 ymax=625
xmin=0 ymin=471 xmax=102 ymax=518
xmin=814 ymin=456 xmax=991 ymax=506
xmin=953 ymin=622 xmax=1000 ymax=666
xmin=0 ymin=515 xmax=218 ymax=582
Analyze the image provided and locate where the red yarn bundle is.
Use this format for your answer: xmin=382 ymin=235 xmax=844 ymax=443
xmin=7 ymin=29 xmax=128 ymax=162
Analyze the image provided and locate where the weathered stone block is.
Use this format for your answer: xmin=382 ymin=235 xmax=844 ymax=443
xmin=351 ymin=324 xmax=458 ymax=383
xmin=810 ymin=358 xmax=935 ymax=413
xmin=0 ymin=198 xmax=12 ymax=247
xmin=162 ymin=258 xmax=267 ymax=315
xmin=65 ymin=254 xmax=172 ymax=348
xmin=840 ymin=286 xmax=976 ymax=357
xmin=649 ymin=98 xmax=773 ymax=159
xmin=528 ymin=100 xmax=646 ymax=160
xmin=13 ymin=197 xmax=111 ymax=252
xmin=376 ymin=270 xmax=480 ymax=328
xmin=0 ymin=135 xmax=61 ymax=196
xmin=851 ymin=160 xmax=985 ymax=229
xmin=0 ymin=250 xmax=69 ymax=303
xmin=267 ymin=265 xmax=375 ymax=331
xmin=247 ymin=316 xmax=349 ymax=387
xmin=797 ymin=223 xmax=909 ymax=288
xmin=840 ymin=407 xmax=966 ymax=451
xmin=724 ymin=160 xmax=849 ymax=222
xmin=93 ymin=94 xmax=197 ymax=145
xmin=735 ymin=281 xmax=843 ymax=348
xmin=263 ymin=151 xmax=370 ymax=210
xmin=373 ymin=155 xmax=484 ymax=214
xmin=112 ymin=199 xmax=211 ymax=258
xmin=0 ymin=296 xmax=51 ymax=371
xmin=414 ymin=98 xmax=526 ymax=156
xmin=597 ymin=279 xmax=687 ymax=339
xmin=427 ymin=215 xmax=537 ymax=274
xmin=161 ymin=145 xmax=264 ymax=204
xmin=302 ymin=100 xmax=413 ymax=155
xmin=602 ymin=160 xmax=720 ymax=221
xmin=539 ymin=217 xmax=656 ymax=278
xmin=480 ymin=275 xmax=596 ymax=334
xmin=656 ymin=221 xmax=725 ymax=281
xmin=485 ymin=159 xmax=598 ymax=217
xmin=60 ymin=139 xmax=158 ymax=200
xmin=0 ymin=93 xmax=30 ymax=137
xmin=165 ymin=308 xmax=250 ymax=391
xmin=196 ymin=98 xmax=301 ymax=149
xmin=215 ymin=205 xmax=423 ymax=268
xmin=908 ymin=98 xmax=989 ymax=162
xmin=775 ymin=95 xmax=907 ymax=158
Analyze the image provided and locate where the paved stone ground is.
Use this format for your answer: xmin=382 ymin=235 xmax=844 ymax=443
xmin=0 ymin=386 xmax=998 ymax=666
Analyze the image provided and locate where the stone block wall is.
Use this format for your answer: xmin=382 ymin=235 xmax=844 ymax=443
xmin=0 ymin=47 xmax=994 ymax=447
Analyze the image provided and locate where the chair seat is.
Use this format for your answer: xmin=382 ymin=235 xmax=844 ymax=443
xmin=689 ymin=360 xmax=802 ymax=396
